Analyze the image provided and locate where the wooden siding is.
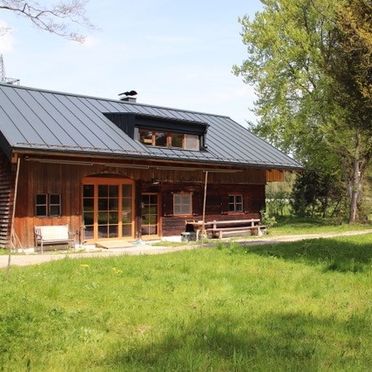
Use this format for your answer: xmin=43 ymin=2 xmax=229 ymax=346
xmin=0 ymin=152 xmax=12 ymax=246
xmin=14 ymin=156 xmax=267 ymax=247
xmin=266 ymin=169 xmax=285 ymax=182
xmin=158 ymin=183 xmax=264 ymax=236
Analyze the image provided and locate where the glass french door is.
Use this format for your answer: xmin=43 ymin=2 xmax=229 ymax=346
xmin=141 ymin=193 xmax=159 ymax=237
xmin=82 ymin=178 xmax=134 ymax=241
xmin=97 ymin=185 xmax=119 ymax=238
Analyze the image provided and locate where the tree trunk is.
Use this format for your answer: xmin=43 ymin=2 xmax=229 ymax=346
xmin=348 ymin=157 xmax=361 ymax=223
xmin=322 ymin=197 xmax=328 ymax=218
xmin=348 ymin=130 xmax=367 ymax=224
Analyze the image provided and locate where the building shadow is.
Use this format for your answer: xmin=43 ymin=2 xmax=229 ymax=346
xmin=242 ymin=237 xmax=372 ymax=272
xmin=104 ymin=311 xmax=369 ymax=370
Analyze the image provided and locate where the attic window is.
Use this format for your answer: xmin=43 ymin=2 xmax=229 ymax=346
xmin=104 ymin=113 xmax=208 ymax=150
xmin=139 ymin=129 xmax=200 ymax=150
xmin=184 ymin=134 xmax=199 ymax=150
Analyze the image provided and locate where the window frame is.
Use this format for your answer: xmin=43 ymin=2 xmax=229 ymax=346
xmin=228 ymin=194 xmax=244 ymax=213
xmin=168 ymin=132 xmax=184 ymax=149
xmin=184 ymin=134 xmax=200 ymax=150
xmin=138 ymin=128 xmax=200 ymax=151
xmin=173 ymin=192 xmax=193 ymax=216
xmin=35 ymin=194 xmax=48 ymax=217
xmin=35 ymin=193 xmax=62 ymax=217
xmin=49 ymin=194 xmax=62 ymax=217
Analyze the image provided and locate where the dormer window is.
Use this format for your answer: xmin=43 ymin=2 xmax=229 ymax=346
xmin=104 ymin=112 xmax=208 ymax=151
xmin=155 ymin=132 xmax=167 ymax=147
xmin=139 ymin=129 xmax=200 ymax=150
xmin=184 ymin=134 xmax=199 ymax=150
xmin=170 ymin=133 xmax=184 ymax=148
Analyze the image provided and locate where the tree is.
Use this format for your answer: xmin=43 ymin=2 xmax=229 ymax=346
xmin=336 ymin=0 xmax=372 ymax=103
xmin=291 ymin=168 xmax=345 ymax=218
xmin=326 ymin=0 xmax=372 ymax=222
xmin=0 ymin=0 xmax=93 ymax=42
xmin=234 ymin=0 xmax=372 ymax=222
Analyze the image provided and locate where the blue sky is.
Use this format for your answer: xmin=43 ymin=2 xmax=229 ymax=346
xmin=0 ymin=0 xmax=262 ymax=125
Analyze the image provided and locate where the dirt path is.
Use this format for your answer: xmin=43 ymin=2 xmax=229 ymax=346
xmin=1 ymin=229 xmax=371 ymax=269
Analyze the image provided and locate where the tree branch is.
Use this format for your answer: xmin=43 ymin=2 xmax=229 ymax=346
xmin=0 ymin=1 xmax=94 ymax=42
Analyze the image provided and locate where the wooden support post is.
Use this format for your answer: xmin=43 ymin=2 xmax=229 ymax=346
xmin=202 ymin=171 xmax=208 ymax=237
xmin=135 ymin=180 xmax=142 ymax=240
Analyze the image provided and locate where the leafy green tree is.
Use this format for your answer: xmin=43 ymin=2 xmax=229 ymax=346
xmin=325 ymin=0 xmax=372 ymax=221
xmin=234 ymin=0 xmax=372 ymax=222
xmin=291 ymin=168 xmax=345 ymax=218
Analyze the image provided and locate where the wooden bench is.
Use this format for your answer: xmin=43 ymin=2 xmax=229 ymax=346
xmin=185 ymin=219 xmax=266 ymax=240
xmin=205 ymin=219 xmax=266 ymax=239
xmin=34 ymin=225 xmax=75 ymax=253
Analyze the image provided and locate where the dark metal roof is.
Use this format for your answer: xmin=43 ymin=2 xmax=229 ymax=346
xmin=0 ymin=83 xmax=301 ymax=169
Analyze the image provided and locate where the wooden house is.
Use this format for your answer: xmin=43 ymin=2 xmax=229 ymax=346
xmin=0 ymin=83 xmax=301 ymax=248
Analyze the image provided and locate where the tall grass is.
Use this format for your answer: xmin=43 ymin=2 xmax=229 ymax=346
xmin=1 ymin=235 xmax=371 ymax=371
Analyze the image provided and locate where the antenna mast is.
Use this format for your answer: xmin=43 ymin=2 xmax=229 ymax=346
xmin=0 ymin=54 xmax=20 ymax=85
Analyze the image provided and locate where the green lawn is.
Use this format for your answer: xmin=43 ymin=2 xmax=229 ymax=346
xmin=270 ymin=216 xmax=372 ymax=236
xmin=1 ymin=235 xmax=371 ymax=371
xmin=153 ymin=217 xmax=372 ymax=245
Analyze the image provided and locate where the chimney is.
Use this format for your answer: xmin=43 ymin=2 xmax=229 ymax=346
xmin=119 ymin=90 xmax=137 ymax=103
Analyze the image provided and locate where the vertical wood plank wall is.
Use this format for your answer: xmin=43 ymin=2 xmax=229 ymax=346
xmin=14 ymin=159 xmax=267 ymax=247
xmin=0 ymin=152 xmax=12 ymax=246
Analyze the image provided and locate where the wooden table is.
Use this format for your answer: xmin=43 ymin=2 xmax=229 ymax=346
xmin=185 ymin=218 xmax=262 ymax=240
xmin=185 ymin=220 xmax=214 ymax=240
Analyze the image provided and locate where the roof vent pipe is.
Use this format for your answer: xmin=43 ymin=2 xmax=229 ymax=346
xmin=119 ymin=90 xmax=137 ymax=103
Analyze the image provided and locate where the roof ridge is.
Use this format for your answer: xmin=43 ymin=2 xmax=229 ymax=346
xmin=0 ymin=82 xmax=231 ymax=119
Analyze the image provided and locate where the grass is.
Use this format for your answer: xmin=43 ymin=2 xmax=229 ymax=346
xmin=270 ymin=216 xmax=372 ymax=236
xmin=1 ymin=235 xmax=371 ymax=371
xmin=152 ymin=217 xmax=372 ymax=247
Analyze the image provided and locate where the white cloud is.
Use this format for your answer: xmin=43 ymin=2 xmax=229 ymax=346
xmin=0 ymin=20 xmax=14 ymax=53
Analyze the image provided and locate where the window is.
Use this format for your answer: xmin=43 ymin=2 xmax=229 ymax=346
xmin=49 ymin=194 xmax=61 ymax=216
xmin=228 ymin=194 xmax=243 ymax=212
xmin=169 ymin=133 xmax=184 ymax=148
xmin=139 ymin=129 xmax=153 ymax=145
xmin=138 ymin=129 xmax=200 ymax=150
xmin=35 ymin=194 xmax=48 ymax=217
xmin=154 ymin=132 xmax=167 ymax=147
xmin=184 ymin=134 xmax=200 ymax=150
xmin=35 ymin=193 xmax=61 ymax=217
xmin=173 ymin=192 xmax=192 ymax=215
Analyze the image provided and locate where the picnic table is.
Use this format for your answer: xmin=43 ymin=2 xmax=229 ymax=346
xmin=185 ymin=218 xmax=266 ymax=240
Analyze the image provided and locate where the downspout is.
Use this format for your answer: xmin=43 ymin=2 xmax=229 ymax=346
xmin=7 ymin=156 xmax=21 ymax=271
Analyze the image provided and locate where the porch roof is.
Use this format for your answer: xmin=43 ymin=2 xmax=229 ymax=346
xmin=0 ymin=83 xmax=301 ymax=170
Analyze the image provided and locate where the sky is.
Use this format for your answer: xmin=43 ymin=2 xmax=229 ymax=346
xmin=0 ymin=0 xmax=263 ymax=125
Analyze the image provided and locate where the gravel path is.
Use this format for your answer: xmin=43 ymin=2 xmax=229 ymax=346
xmin=1 ymin=229 xmax=371 ymax=269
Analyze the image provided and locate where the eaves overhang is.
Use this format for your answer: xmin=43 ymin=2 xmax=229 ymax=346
xmin=11 ymin=146 xmax=303 ymax=172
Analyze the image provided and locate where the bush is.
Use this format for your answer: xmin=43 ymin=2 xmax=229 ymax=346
xmin=266 ymin=190 xmax=292 ymax=217
xmin=260 ymin=209 xmax=277 ymax=228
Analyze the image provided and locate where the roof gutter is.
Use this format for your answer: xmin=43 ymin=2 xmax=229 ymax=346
xmin=23 ymin=156 xmax=243 ymax=173
xmin=12 ymin=147 xmax=303 ymax=172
